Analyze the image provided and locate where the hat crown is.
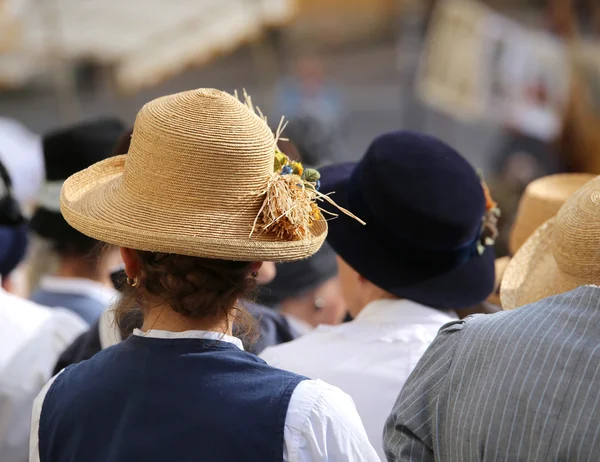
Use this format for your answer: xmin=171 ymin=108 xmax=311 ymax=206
xmin=553 ymin=175 xmax=600 ymax=280
xmin=356 ymin=131 xmax=485 ymax=250
xmin=122 ymin=89 xmax=274 ymax=212
xmin=510 ymin=173 xmax=595 ymax=255
xmin=43 ymin=118 xmax=125 ymax=181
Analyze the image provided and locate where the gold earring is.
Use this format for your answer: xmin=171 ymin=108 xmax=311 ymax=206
xmin=126 ymin=277 xmax=139 ymax=288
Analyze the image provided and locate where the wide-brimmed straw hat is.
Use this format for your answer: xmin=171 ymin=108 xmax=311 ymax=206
xmin=509 ymin=173 xmax=595 ymax=255
xmin=486 ymin=256 xmax=511 ymax=307
xmin=60 ymin=89 xmax=327 ymax=262
xmin=501 ymin=174 xmax=600 ymax=310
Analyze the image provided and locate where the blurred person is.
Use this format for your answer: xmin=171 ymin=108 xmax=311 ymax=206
xmin=0 ymin=159 xmax=86 ymax=462
xmin=29 ymin=119 xmax=127 ymax=325
xmin=30 ymin=89 xmax=379 ymax=462
xmin=53 ymin=261 xmax=297 ymax=375
xmin=261 ymin=131 xmax=497 ymax=459
xmin=259 ymin=243 xmax=346 ymax=334
xmin=0 ymin=117 xmax=44 ymax=207
xmin=384 ymin=174 xmax=600 ymax=461
xmin=279 ymin=55 xmax=343 ymax=166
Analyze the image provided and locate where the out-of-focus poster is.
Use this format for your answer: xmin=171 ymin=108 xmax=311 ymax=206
xmin=502 ymin=33 xmax=569 ymax=141
xmin=417 ymin=0 xmax=489 ymax=120
xmin=418 ymin=0 xmax=571 ymax=141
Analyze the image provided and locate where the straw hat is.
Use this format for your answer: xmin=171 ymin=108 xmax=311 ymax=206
xmin=486 ymin=256 xmax=510 ymax=307
xmin=501 ymin=174 xmax=600 ymax=310
xmin=509 ymin=173 xmax=596 ymax=255
xmin=60 ymin=89 xmax=327 ymax=262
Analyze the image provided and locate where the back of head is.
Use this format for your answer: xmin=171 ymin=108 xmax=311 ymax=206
xmin=115 ymin=251 xmax=257 ymax=333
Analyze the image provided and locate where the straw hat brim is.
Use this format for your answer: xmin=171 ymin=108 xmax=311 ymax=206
xmin=60 ymin=156 xmax=327 ymax=262
xmin=500 ymin=217 xmax=580 ymax=310
xmin=486 ymin=256 xmax=511 ymax=307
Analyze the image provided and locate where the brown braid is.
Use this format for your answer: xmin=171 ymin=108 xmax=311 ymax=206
xmin=114 ymin=251 xmax=257 ymax=337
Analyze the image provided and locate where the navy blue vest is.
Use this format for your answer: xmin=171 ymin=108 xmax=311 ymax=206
xmin=39 ymin=335 xmax=307 ymax=462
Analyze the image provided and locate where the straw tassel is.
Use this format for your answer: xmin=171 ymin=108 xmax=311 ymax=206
xmin=236 ymin=89 xmax=365 ymax=241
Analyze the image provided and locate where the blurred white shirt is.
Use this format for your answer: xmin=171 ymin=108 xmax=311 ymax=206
xmin=0 ymin=287 xmax=86 ymax=462
xmin=261 ymin=299 xmax=457 ymax=461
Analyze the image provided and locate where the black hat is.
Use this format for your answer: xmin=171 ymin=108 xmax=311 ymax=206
xmin=258 ymin=243 xmax=338 ymax=307
xmin=30 ymin=118 xmax=126 ymax=251
xmin=319 ymin=131 xmax=496 ymax=310
xmin=0 ymin=159 xmax=27 ymax=276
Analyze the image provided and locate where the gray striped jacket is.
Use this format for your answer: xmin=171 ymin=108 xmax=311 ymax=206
xmin=384 ymin=286 xmax=600 ymax=461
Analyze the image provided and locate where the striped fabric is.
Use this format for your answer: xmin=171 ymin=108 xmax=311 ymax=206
xmin=384 ymin=285 xmax=600 ymax=462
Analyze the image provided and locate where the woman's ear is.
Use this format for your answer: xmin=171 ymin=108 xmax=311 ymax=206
xmin=120 ymin=248 xmax=141 ymax=279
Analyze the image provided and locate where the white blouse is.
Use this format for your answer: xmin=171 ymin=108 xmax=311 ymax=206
xmin=30 ymin=329 xmax=380 ymax=462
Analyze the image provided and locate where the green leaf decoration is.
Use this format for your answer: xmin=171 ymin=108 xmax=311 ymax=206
xmin=302 ymin=168 xmax=320 ymax=183
xmin=274 ymin=152 xmax=288 ymax=172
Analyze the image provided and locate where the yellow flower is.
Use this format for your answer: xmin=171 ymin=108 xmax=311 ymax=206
xmin=291 ymin=161 xmax=304 ymax=176
xmin=311 ymin=202 xmax=323 ymax=221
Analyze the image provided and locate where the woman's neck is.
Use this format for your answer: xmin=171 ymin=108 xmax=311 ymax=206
xmin=141 ymin=304 xmax=232 ymax=335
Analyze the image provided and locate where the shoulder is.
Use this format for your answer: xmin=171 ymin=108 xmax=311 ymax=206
xmin=260 ymin=325 xmax=341 ymax=367
xmin=286 ymin=379 xmax=358 ymax=431
xmin=284 ymin=379 xmax=379 ymax=461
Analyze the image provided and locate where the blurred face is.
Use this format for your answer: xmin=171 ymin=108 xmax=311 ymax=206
xmin=256 ymin=261 xmax=276 ymax=285
xmin=280 ymin=276 xmax=347 ymax=328
xmin=336 ymin=256 xmax=362 ymax=318
xmin=312 ymin=277 xmax=347 ymax=326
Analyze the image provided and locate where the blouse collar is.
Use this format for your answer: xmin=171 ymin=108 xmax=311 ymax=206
xmin=132 ymin=328 xmax=244 ymax=350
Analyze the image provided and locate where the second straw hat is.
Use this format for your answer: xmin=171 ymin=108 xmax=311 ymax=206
xmin=501 ymin=174 xmax=600 ymax=310
xmin=60 ymin=89 xmax=327 ymax=262
xmin=509 ymin=173 xmax=595 ymax=255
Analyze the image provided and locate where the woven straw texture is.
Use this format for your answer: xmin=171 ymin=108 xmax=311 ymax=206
xmin=502 ymin=175 xmax=600 ymax=310
xmin=60 ymin=88 xmax=326 ymax=262
xmin=509 ymin=173 xmax=595 ymax=255
xmin=486 ymin=256 xmax=510 ymax=307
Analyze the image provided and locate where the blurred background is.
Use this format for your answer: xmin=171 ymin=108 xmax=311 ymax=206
xmin=1 ymin=0 xmax=599 ymax=257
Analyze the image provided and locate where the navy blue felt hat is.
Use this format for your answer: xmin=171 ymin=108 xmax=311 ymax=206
xmin=0 ymin=224 xmax=27 ymax=277
xmin=319 ymin=131 xmax=496 ymax=310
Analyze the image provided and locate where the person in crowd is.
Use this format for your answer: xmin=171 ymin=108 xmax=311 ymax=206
xmin=28 ymin=118 xmax=127 ymax=325
xmin=259 ymin=242 xmax=347 ymax=335
xmin=53 ymin=261 xmax=298 ymax=375
xmin=0 ymin=159 xmax=86 ymax=462
xmin=279 ymin=56 xmax=344 ymax=166
xmin=487 ymin=172 xmax=594 ymax=307
xmin=261 ymin=131 xmax=497 ymax=459
xmin=384 ymin=174 xmax=600 ymax=461
xmin=30 ymin=88 xmax=379 ymax=462
xmin=0 ymin=117 xmax=44 ymax=207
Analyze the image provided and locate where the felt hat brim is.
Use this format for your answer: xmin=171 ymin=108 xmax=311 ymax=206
xmin=320 ymin=163 xmax=495 ymax=310
xmin=60 ymin=156 xmax=326 ymax=262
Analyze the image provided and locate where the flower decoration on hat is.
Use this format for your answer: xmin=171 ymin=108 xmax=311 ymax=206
xmin=478 ymin=175 xmax=500 ymax=255
xmin=237 ymin=90 xmax=365 ymax=241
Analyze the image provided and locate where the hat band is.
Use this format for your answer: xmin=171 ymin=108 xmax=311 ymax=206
xmin=346 ymin=175 xmax=480 ymax=274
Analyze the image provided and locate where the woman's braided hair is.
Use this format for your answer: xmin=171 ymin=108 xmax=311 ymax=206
xmin=115 ymin=251 xmax=257 ymax=337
